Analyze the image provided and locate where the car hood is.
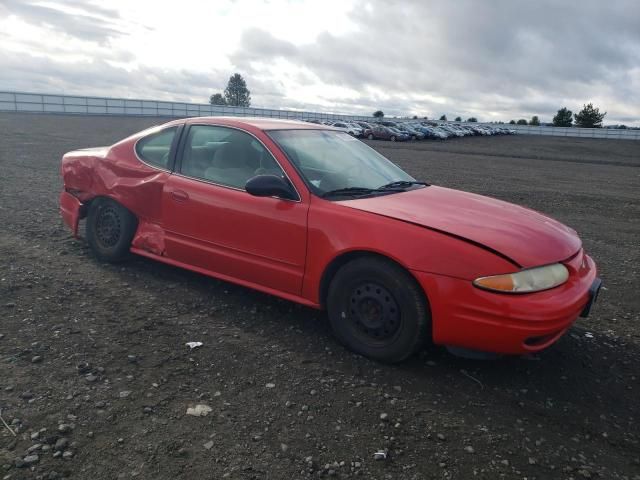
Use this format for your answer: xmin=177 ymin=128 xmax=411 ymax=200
xmin=338 ymin=186 xmax=581 ymax=268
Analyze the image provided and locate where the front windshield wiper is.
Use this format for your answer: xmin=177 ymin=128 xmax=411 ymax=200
xmin=322 ymin=181 xmax=429 ymax=199
xmin=322 ymin=185 xmax=411 ymax=199
xmin=321 ymin=187 xmax=377 ymax=198
xmin=378 ymin=180 xmax=429 ymax=189
xmin=321 ymin=181 xmax=428 ymax=199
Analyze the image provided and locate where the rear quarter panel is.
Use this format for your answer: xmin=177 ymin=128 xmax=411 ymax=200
xmin=61 ymin=140 xmax=170 ymax=223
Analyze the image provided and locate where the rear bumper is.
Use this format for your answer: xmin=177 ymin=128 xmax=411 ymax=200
xmin=412 ymin=250 xmax=599 ymax=355
xmin=59 ymin=191 xmax=84 ymax=238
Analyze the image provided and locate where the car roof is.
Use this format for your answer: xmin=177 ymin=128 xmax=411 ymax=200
xmin=183 ymin=116 xmax=335 ymax=131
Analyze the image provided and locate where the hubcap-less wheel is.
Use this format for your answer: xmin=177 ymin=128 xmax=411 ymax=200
xmin=349 ymin=282 xmax=401 ymax=344
xmin=87 ymin=197 xmax=138 ymax=263
xmin=327 ymin=257 xmax=430 ymax=363
xmin=95 ymin=206 xmax=122 ymax=248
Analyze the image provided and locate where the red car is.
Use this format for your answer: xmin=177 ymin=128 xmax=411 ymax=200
xmin=59 ymin=117 xmax=601 ymax=362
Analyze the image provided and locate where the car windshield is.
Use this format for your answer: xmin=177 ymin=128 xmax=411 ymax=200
xmin=268 ymin=129 xmax=418 ymax=199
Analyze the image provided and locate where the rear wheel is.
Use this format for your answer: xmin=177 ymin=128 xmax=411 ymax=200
xmin=327 ymin=257 xmax=430 ymax=363
xmin=86 ymin=197 xmax=137 ymax=262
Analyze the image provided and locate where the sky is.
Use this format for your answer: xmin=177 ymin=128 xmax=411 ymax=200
xmin=1 ymin=0 xmax=639 ymax=125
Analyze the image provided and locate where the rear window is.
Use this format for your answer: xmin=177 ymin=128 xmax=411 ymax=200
xmin=135 ymin=127 xmax=177 ymax=169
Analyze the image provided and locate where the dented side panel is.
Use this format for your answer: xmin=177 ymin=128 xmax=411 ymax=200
xmin=60 ymin=139 xmax=171 ymax=255
xmin=59 ymin=191 xmax=83 ymax=238
xmin=131 ymin=220 xmax=165 ymax=256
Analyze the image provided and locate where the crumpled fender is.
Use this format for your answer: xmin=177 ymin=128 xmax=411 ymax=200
xmin=60 ymin=143 xmax=170 ymax=256
xmin=59 ymin=191 xmax=83 ymax=238
xmin=130 ymin=221 xmax=165 ymax=255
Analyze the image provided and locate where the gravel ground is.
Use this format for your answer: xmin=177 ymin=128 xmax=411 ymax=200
xmin=0 ymin=113 xmax=639 ymax=480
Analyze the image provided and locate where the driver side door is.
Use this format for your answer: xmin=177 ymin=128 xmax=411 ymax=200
xmin=162 ymin=124 xmax=309 ymax=295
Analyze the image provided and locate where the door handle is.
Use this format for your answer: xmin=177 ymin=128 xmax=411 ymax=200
xmin=171 ymin=190 xmax=189 ymax=202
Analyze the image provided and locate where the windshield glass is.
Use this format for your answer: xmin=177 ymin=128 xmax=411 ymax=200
xmin=268 ymin=129 xmax=416 ymax=198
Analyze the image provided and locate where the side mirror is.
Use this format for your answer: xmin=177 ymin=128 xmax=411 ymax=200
xmin=245 ymin=175 xmax=297 ymax=200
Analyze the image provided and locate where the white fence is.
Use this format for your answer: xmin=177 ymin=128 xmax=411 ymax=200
xmin=1 ymin=91 xmax=638 ymax=140
xmin=0 ymin=91 xmax=373 ymax=122
xmin=484 ymin=122 xmax=640 ymax=140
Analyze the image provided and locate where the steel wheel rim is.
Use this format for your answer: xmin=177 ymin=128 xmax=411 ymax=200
xmin=95 ymin=206 xmax=121 ymax=248
xmin=349 ymin=282 xmax=401 ymax=343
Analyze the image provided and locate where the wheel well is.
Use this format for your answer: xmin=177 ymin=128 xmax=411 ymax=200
xmin=79 ymin=195 xmax=97 ymax=219
xmin=319 ymin=251 xmax=424 ymax=309
xmin=79 ymin=195 xmax=105 ymax=219
xmin=84 ymin=195 xmax=124 ymax=209
xmin=82 ymin=196 xmax=136 ymax=221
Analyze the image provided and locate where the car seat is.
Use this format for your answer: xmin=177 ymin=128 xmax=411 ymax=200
xmin=204 ymin=139 xmax=261 ymax=188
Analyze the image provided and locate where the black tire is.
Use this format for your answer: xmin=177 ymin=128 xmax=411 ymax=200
xmin=327 ymin=257 xmax=430 ymax=363
xmin=367 ymin=133 xmax=374 ymax=140
xmin=86 ymin=197 xmax=138 ymax=263
xmin=390 ymin=135 xmax=396 ymax=142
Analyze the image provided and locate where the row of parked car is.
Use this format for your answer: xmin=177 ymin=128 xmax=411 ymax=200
xmin=305 ymin=119 xmax=517 ymax=141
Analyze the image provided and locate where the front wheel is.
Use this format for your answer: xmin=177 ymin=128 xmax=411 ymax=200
xmin=327 ymin=257 xmax=430 ymax=363
xmin=367 ymin=133 xmax=374 ymax=140
xmin=86 ymin=197 xmax=138 ymax=262
xmin=390 ymin=136 xmax=396 ymax=142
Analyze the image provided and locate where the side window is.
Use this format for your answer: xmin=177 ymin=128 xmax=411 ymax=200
xmin=180 ymin=125 xmax=284 ymax=190
xmin=135 ymin=127 xmax=177 ymax=169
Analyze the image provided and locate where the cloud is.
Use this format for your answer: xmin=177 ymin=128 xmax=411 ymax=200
xmin=0 ymin=0 xmax=125 ymax=43
xmin=0 ymin=50 xmax=228 ymax=102
xmin=232 ymin=0 xmax=640 ymax=123
xmin=0 ymin=0 xmax=638 ymax=124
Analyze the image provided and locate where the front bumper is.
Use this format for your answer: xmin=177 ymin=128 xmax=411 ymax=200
xmin=412 ymin=249 xmax=599 ymax=354
xmin=580 ymin=277 xmax=602 ymax=317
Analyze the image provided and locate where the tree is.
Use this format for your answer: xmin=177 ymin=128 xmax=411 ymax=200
xmin=454 ymin=116 xmax=462 ymax=122
xmin=467 ymin=117 xmax=478 ymax=122
xmin=552 ymin=107 xmax=572 ymax=127
xmin=439 ymin=115 xmax=447 ymax=121
xmin=209 ymin=93 xmax=226 ymax=105
xmin=530 ymin=115 xmax=540 ymax=126
xmin=574 ymin=103 xmax=606 ymax=128
xmin=509 ymin=120 xmax=516 ymax=124
xmin=224 ymin=73 xmax=251 ymax=107
xmin=516 ymin=119 xmax=528 ymax=125
xmin=412 ymin=115 xmax=418 ymax=119
xmin=373 ymin=110 xmax=384 ymax=118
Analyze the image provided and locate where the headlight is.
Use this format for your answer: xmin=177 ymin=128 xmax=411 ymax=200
xmin=473 ymin=263 xmax=569 ymax=293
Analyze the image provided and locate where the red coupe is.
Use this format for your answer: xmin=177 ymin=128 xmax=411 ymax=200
xmin=59 ymin=117 xmax=601 ymax=362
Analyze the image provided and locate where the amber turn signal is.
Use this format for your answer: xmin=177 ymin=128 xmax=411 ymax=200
xmin=473 ymin=263 xmax=569 ymax=293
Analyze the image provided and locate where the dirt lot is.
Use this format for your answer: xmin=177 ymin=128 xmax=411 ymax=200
xmin=0 ymin=113 xmax=638 ymax=480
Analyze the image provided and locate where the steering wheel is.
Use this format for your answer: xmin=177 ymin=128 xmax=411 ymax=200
xmin=319 ymin=163 xmax=362 ymax=191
